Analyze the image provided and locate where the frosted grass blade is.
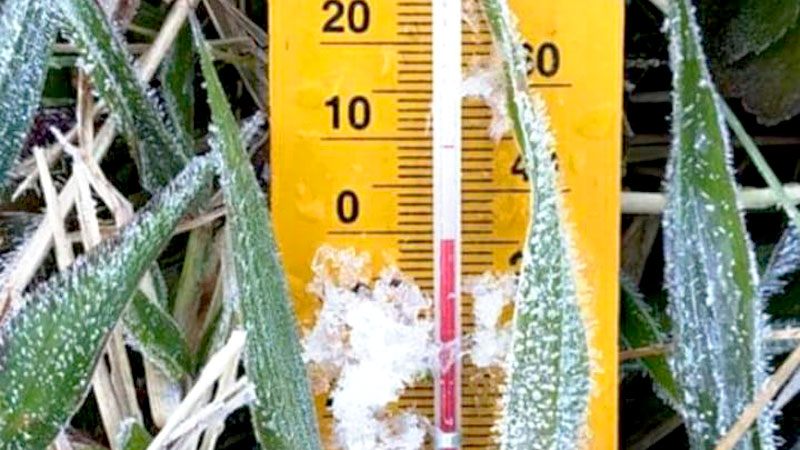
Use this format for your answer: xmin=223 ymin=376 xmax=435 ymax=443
xmin=0 ymin=155 xmax=215 ymax=449
xmin=54 ymin=0 xmax=191 ymax=192
xmin=159 ymin=24 xmax=195 ymax=151
xmin=760 ymin=226 xmax=800 ymax=299
xmin=190 ymin=17 xmax=322 ymax=449
xmin=0 ymin=213 xmax=42 ymax=295
xmin=663 ymin=1 xmax=773 ymax=447
xmin=480 ymin=0 xmax=591 ymax=448
xmin=0 ymin=0 xmax=57 ymax=184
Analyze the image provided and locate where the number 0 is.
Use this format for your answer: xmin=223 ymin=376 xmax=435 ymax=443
xmin=523 ymin=41 xmax=561 ymax=78
xmin=348 ymin=1 xmax=370 ymax=32
xmin=337 ymin=190 xmax=359 ymax=223
xmin=537 ymin=42 xmax=560 ymax=77
xmin=348 ymin=96 xmax=370 ymax=129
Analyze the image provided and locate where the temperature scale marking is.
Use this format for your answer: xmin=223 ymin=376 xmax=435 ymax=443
xmin=271 ymin=0 xmax=623 ymax=448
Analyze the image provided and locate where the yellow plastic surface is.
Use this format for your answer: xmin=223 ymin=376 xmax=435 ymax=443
xmin=270 ymin=0 xmax=623 ymax=447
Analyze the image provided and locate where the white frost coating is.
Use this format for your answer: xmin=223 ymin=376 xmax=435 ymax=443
xmin=466 ymin=273 xmax=515 ymax=368
xmin=240 ymin=111 xmax=268 ymax=151
xmin=462 ymin=67 xmax=509 ymax=142
xmin=303 ymin=246 xmax=436 ymax=450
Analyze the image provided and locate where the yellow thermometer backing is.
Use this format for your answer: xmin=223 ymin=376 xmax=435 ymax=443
xmin=270 ymin=0 xmax=623 ymax=447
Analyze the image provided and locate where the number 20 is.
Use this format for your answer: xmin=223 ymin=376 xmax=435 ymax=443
xmin=323 ymin=0 xmax=370 ymax=33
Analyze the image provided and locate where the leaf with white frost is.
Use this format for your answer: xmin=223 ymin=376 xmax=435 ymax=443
xmin=0 ymin=0 xmax=57 ymax=184
xmin=190 ymin=16 xmax=322 ymax=450
xmin=0 ymin=155 xmax=215 ymax=449
xmin=662 ymin=1 xmax=773 ymax=448
xmin=480 ymin=0 xmax=591 ymax=448
xmin=54 ymin=0 xmax=191 ymax=193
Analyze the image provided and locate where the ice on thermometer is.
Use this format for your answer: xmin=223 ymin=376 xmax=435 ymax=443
xmin=303 ymin=246 xmax=437 ymax=450
xmin=303 ymin=246 xmax=531 ymax=450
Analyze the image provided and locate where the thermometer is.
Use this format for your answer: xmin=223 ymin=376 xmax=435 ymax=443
xmin=270 ymin=0 xmax=623 ymax=447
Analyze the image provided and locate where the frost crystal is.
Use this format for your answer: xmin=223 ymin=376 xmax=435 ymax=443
xmin=303 ymin=246 xmax=436 ymax=450
xmin=465 ymin=273 xmax=515 ymax=368
xmin=463 ymin=67 xmax=510 ymax=142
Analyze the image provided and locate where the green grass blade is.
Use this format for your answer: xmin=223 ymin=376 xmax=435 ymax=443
xmin=0 ymin=155 xmax=215 ymax=449
xmin=190 ymin=16 xmax=321 ymax=450
xmin=129 ymin=1 xmax=167 ymax=32
xmin=54 ymin=0 xmax=191 ymax=192
xmin=664 ymin=1 xmax=773 ymax=448
xmin=722 ymin=102 xmax=800 ymax=229
xmin=116 ymin=418 xmax=152 ymax=450
xmin=123 ymin=292 xmax=193 ymax=381
xmin=159 ymin=23 xmax=195 ymax=151
xmin=620 ymin=279 xmax=679 ymax=408
xmin=194 ymin=247 xmax=235 ymax=370
xmin=480 ymin=0 xmax=591 ymax=448
xmin=172 ymin=225 xmax=220 ymax=355
xmin=0 ymin=0 xmax=57 ymax=184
